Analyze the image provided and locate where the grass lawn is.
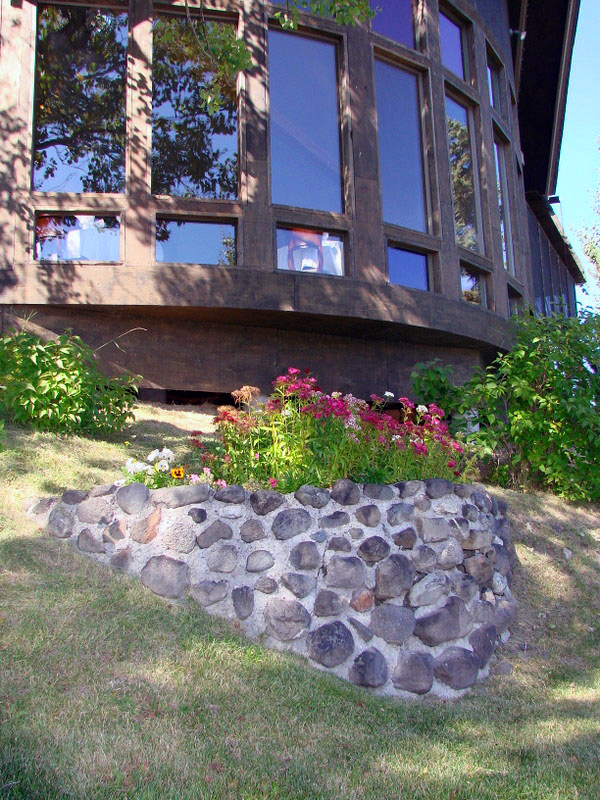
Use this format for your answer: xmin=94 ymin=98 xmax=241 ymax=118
xmin=1 ymin=403 xmax=599 ymax=800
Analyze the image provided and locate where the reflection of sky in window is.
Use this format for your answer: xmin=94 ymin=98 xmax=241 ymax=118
xmin=460 ymin=267 xmax=481 ymax=304
xmin=388 ymin=248 xmax=428 ymax=289
xmin=370 ymin=0 xmax=414 ymax=48
xmin=35 ymin=215 xmax=120 ymax=261
xmin=33 ymin=7 xmax=127 ymax=192
xmin=276 ymin=229 xmax=343 ymax=275
xmin=493 ymin=141 xmax=511 ymax=270
xmin=439 ymin=12 xmax=464 ymax=79
xmin=375 ymin=61 xmax=426 ymax=232
xmin=156 ymin=220 xmax=235 ymax=265
xmin=269 ymin=31 xmax=342 ymax=213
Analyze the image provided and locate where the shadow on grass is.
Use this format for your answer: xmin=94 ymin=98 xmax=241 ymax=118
xmin=1 ymin=523 xmax=599 ymax=800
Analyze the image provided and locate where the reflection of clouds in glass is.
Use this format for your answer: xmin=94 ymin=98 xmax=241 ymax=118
xmin=35 ymin=215 xmax=120 ymax=261
xmin=276 ymin=229 xmax=343 ymax=275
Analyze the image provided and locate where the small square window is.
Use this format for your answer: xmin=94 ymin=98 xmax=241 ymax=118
xmin=439 ymin=11 xmax=465 ymax=80
xmin=276 ymin=228 xmax=344 ymax=275
xmin=507 ymin=289 xmax=522 ymax=317
xmin=370 ymin=0 xmax=415 ymax=49
xmin=388 ymin=247 xmax=428 ymax=290
xmin=35 ymin=214 xmax=120 ymax=261
xmin=156 ymin=220 xmax=236 ymax=265
xmin=460 ymin=266 xmax=485 ymax=306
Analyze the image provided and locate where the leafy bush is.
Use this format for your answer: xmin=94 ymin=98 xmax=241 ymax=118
xmin=188 ymin=369 xmax=467 ymax=493
xmin=0 ymin=328 xmax=138 ymax=434
xmin=410 ymin=359 xmax=462 ymax=427
xmin=412 ymin=311 xmax=600 ymax=501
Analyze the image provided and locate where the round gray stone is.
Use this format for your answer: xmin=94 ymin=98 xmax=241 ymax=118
xmin=355 ymin=505 xmax=381 ymax=527
xmin=327 ymin=536 xmax=352 ymax=552
xmin=232 ymin=586 xmax=254 ymax=620
xmin=190 ymin=579 xmax=229 ymax=606
xmin=325 ymin=556 xmax=366 ymax=589
xmin=249 ymin=490 xmax=284 ymax=515
xmin=264 ymin=598 xmax=311 ymax=641
xmin=240 ymin=519 xmax=266 ymax=543
xmin=374 ymin=554 xmax=415 ymax=600
xmin=436 ymin=539 xmax=464 ymax=569
xmin=493 ymin=599 xmax=517 ymax=634
xmin=314 ymin=589 xmax=344 ymax=617
xmin=207 ymin=545 xmax=238 ymax=573
xmin=392 ymin=527 xmax=417 ymax=549
xmin=369 ymin=604 xmax=415 ymax=645
xmin=414 ymin=496 xmax=431 ymax=511
xmin=255 ymin=576 xmax=278 ymax=594
xmin=392 ymin=651 xmax=433 ymax=694
xmin=448 ymin=573 xmax=479 ymax=604
xmin=294 ymin=485 xmax=330 ymax=509
xmin=196 ymin=520 xmax=233 ymax=549
xmin=116 ymin=483 xmax=149 ymax=515
xmin=433 ymin=646 xmax=480 ymax=689
xmin=289 ymin=541 xmax=321 ymax=570
xmin=386 ymin=503 xmax=415 ymax=526
xmin=417 ymin=516 xmax=453 ymax=542
xmin=412 ymin=544 xmax=437 ymax=573
xmin=330 ymin=478 xmax=360 ymax=506
xmin=468 ymin=623 xmax=497 ymax=668
xmin=363 ymin=483 xmax=394 ymax=500
xmin=309 ymin=621 xmax=355 ymax=667
xmin=471 ymin=490 xmax=492 ymax=513
xmin=61 ymin=489 xmax=88 ymax=505
xmin=311 ymin=530 xmax=327 ymax=543
xmin=153 ymin=483 xmax=210 ymax=508
xmin=188 ymin=507 xmax=207 ymax=524
xmin=464 ymin=554 xmax=494 ymax=586
xmin=162 ymin=519 xmax=197 ymax=553
xmin=47 ymin=505 xmax=75 ymax=538
xmin=358 ymin=536 xmax=390 ymax=565
xmin=349 ymin=647 xmax=388 ymax=688
xmin=272 ymin=508 xmax=312 ymax=540
xmin=215 ymin=484 xmax=245 ymax=503
xmin=462 ymin=503 xmax=479 ymax=522
xmin=414 ymin=595 xmax=470 ymax=646
xmin=76 ymin=498 xmax=114 ymax=525
xmin=454 ymin=483 xmax=474 ymax=499
xmin=349 ymin=527 xmax=364 ymax=540
xmin=281 ymin=572 xmax=317 ymax=599
xmin=103 ymin=520 xmax=126 ymax=544
xmin=141 ymin=555 xmax=188 ymax=598
xmin=348 ymin=617 xmax=374 ymax=642
xmin=246 ymin=550 xmax=275 ymax=573
xmin=319 ymin=511 xmax=351 ymax=528
xmin=409 ymin=572 xmax=450 ymax=607
xmin=77 ymin=528 xmax=106 ymax=554
xmin=110 ymin=548 xmax=131 ymax=572
xmin=424 ymin=478 xmax=453 ymax=499
xmin=396 ymin=480 xmax=424 ymax=498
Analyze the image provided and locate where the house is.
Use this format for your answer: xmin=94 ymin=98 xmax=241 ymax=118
xmin=0 ymin=0 xmax=584 ymax=398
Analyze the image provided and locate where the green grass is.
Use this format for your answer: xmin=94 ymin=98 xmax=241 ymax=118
xmin=1 ymin=404 xmax=599 ymax=799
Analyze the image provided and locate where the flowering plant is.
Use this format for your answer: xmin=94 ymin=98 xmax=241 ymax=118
xmin=121 ymin=445 xmax=193 ymax=489
xmin=188 ymin=368 xmax=469 ymax=493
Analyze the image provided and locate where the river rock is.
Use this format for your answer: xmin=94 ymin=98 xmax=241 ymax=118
xmin=77 ymin=528 xmax=106 ymax=554
xmin=414 ymin=596 xmax=470 ymax=646
xmin=232 ymin=586 xmax=254 ymax=620
xmin=240 ymin=519 xmax=265 ymax=543
xmin=358 ymin=536 xmax=390 ymax=565
xmin=141 ymin=556 xmax=188 ymax=598
xmin=330 ymin=479 xmax=360 ymax=506
xmin=349 ymin=647 xmax=388 ymax=687
xmin=433 ymin=646 xmax=480 ymax=689
xmin=468 ymin=624 xmax=497 ymax=668
xmin=392 ymin=651 xmax=434 ymax=694
xmin=215 ymin=484 xmax=245 ymax=504
xmin=153 ymin=483 xmax=210 ymax=508
xmin=207 ymin=545 xmax=238 ymax=573
xmin=369 ymin=605 xmax=415 ymax=644
xmin=387 ymin=503 xmax=415 ymax=525
xmin=355 ymin=505 xmax=381 ymax=527
xmin=265 ymin=598 xmax=311 ymax=641
xmin=272 ymin=509 xmax=311 ymax=540
xmin=246 ymin=550 xmax=275 ymax=573
xmin=190 ymin=579 xmax=229 ymax=606
xmin=250 ymin=490 xmax=284 ymax=515
xmin=363 ymin=483 xmax=394 ymax=500
xmin=281 ymin=572 xmax=317 ymax=599
xmin=392 ymin=528 xmax=417 ymax=549
xmin=320 ymin=511 xmax=350 ymax=528
xmin=76 ymin=498 xmax=113 ymax=525
xmin=130 ymin=508 xmax=161 ymax=544
xmin=314 ymin=589 xmax=345 ymax=617
xmin=309 ymin=621 xmax=354 ymax=667
xmin=196 ymin=520 xmax=233 ymax=549
xmin=409 ymin=572 xmax=449 ymax=607
xmin=255 ymin=576 xmax=278 ymax=594
xmin=325 ymin=556 xmax=366 ymax=589
xmin=328 ymin=536 xmax=352 ymax=552
xmin=290 ymin=541 xmax=321 ymax=570
xmin=374 ymin=554 xmax=415 ymax=599
xmin=47 ymin=505 xmax=75 ymax=538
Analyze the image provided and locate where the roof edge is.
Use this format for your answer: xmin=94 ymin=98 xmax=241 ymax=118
xmin=526 ymin=191 xmax=586 ymax=284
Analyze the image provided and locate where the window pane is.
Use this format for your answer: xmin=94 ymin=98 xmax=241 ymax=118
xmin=493 ymin=141 xmax=514 ymax=272
xmin=156 ymin=220 xmax=235 ymax=265
xmin=35 ymin=214 xmax=120 ymax=261
xmin=439 ymin=12 xmax=464 ymax=79
xmin=370 ymin=0 xmax=415 ymax=49
xmin=446 ymin=97 xmax=479 ymax=252
xmin=375 ymin=62 xmax=426 ymax=231
xmin=388 ymin=247 xmax=428 ymax=289
xmin=460 ymin=267 xmax=482 ymax=305
xmin=33 ymin=5 xmax=127 ymax=193
xmin=276 ymin=228 xmax=344 ymax=275
xmin=152 ymin=17 xmax=238 ymax=199
xmin=269 ymin=31 xmax=342 ymax=212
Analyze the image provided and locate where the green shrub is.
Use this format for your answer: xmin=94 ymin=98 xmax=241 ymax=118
xmin=442 ymin=310 xmax=600 ymax=501
xmin=0 ymin=328 xmax=139 ymax=434
xmin=410 ymin=359 xmax=463 ymax=427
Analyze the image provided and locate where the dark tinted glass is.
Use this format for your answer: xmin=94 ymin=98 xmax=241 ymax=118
xmin=460 ymin=267 xmax=481 ymax=305
xmin=152 ymin=17 xmax=238 ymax=198
xmin=439 ymin=12 xmax=464 ymax=79
xmin=269 ymin=31 xmax=342 ymax=212
xmin=388 ymin=248 xmax=428 ymax=289
xmin=370 ymin=0 xmax=414 ymax=48
xmin=375 ymin=61 xmax=426 ymax=231
xmin=33 ymin=5 xmax=127 ymax=193
xmin=156 ymin=220 xmax=235 ymax=265
xmin=446 ymin=97 xmax=479 ymax=251
xmin=276 ymin=228 xmax=344 ymax=276
xmin=35 ymin=214 xmax=120 ymax=260
xmin=493 ymin=141 xmax=513 ymax=272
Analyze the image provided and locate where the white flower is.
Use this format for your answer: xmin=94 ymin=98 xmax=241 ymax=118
xmin=158 ymin=447 xmax=175 ymax=462
xmin=147 ymin=449 xmax=161 ymax=463
xmin=114 ymin=478 xmax=126 ymax=487
xmin=126 ymin=458 xmax=151 ymax=475
xmin=384 ymin=391 xmax=394 ymax=399
xmin=417 ymin=404 xmax=428 ymax=414
xmin=156 ymin=459 xmax=170 ymax=472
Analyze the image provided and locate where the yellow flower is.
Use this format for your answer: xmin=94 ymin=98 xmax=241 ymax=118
xmin=170 ymin=466 xmax=185 ymax=480
xmin=124 ymin=440 xmax=130 ymax=447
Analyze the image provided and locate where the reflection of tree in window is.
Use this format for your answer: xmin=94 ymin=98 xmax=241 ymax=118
xmin=446 ymin=99 xmax=478 ymax=252
xmin=152 ymin=17 xmax=238 ymax=199
xmin=460 ymin=267 xmax=481 ymax=304
xmin=33 ymin=5 xmax=127 ymax=193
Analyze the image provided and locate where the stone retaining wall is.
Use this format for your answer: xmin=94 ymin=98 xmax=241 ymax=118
xmin=39 ymin=478 xmax=517 ymax=699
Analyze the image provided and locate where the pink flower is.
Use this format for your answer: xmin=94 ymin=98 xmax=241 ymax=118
xmin=287 ymin=367 xmax=301 ymax=375
xmin=269 ymin=477 xmax=279 ymax=488
xmin=203 ymin=467 xmax=212 ymax=476
xmin=447 ymin=459 xmax=457 ymax=468
xmin=216 ymin=479 xmax=227 ymax=489
xmin=254 ymin=452 xmax=260 ymax=460
xmin=189 ymin=473 xmax=202 ymax=484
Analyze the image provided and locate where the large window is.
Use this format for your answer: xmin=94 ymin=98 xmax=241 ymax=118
xmin=375 ymin=61 xmax=426 ymax=232
xmin=151 ymin=16 xmax=238 ymax=199
xmin=388 ymin=247 xmax=428 ymax=290
xmin=156 ymin=220 xmax=236 ymax=265
xmin=33 ymin=4 xmax=127 ymax=193
xmin=35 ymin=214 xmax=121 ymax=261
xmin=276 ymin=228 xmax=344 ymax=276
xmin=493 ymin=139 xmax=514 ymax=273
xmin=370 ymin=0 xmax=415 ymax=49
xmin=439 ymin=11 xmax=465 ymax=80
xmin=269 ymin=30 xmax=342 ymax=213
xmin=445 ymin=96 xmax=481 ymax=252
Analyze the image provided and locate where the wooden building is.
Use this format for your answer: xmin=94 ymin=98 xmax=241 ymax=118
xmin=0 ymin=0 xmax=585 ymax=397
